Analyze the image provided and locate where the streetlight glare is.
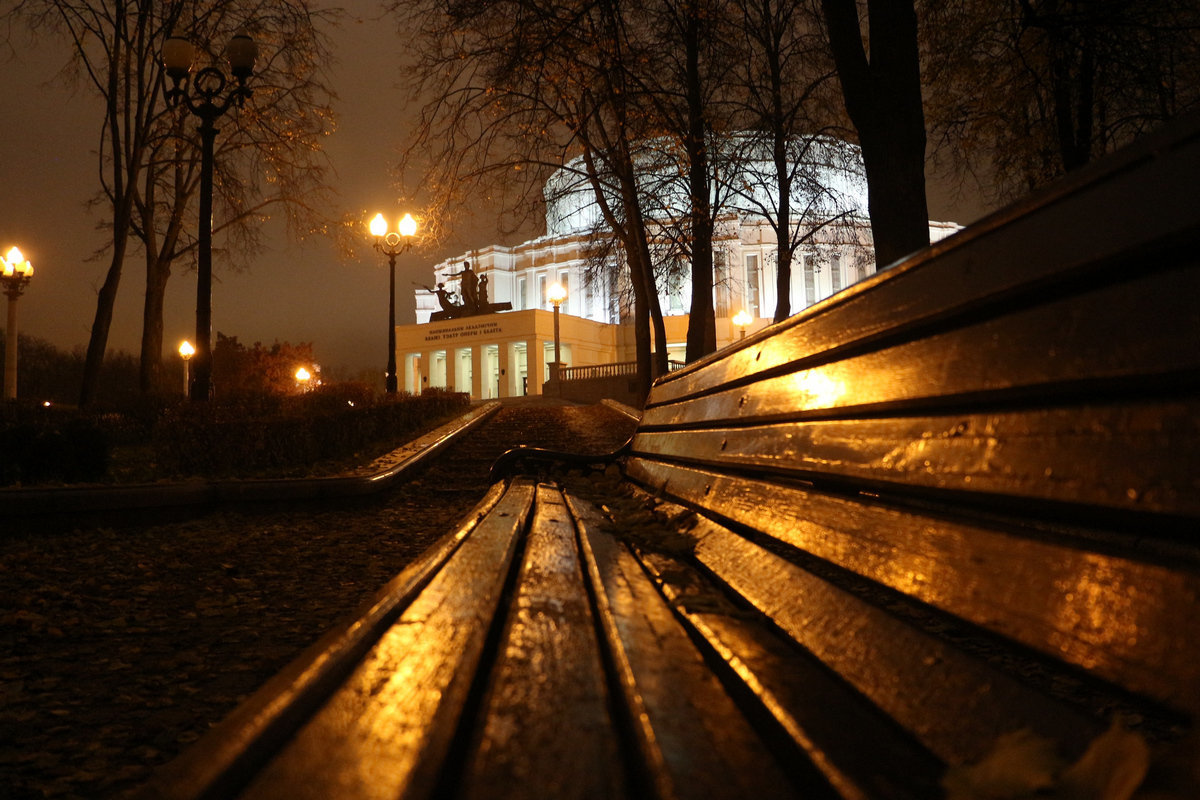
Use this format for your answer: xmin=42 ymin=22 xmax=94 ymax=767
xmin=295 ymin=366 xmax=311 ymax=381
xmin=369 ymin=213 xmax=388 ymax=238
xmin=548 ymin=282 xmax=567 ymax=305
xmin=732 ymin=309 xmax=752 ymax=327
xmin=399 ymin=213 xmax=418 ymax=237
xmin=179 ymin=340 xmax=195 ymax=358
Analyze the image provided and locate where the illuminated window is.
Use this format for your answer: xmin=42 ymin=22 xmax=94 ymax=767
xmin=745 ymin=253 xmax=760 ymax=317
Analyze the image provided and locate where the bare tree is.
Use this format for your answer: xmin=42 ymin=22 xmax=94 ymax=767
xmin=4 ymin=0 xmax=340 ymax=403
xmin=392 ymin=0 xmax=673 ymax=396
xmin=728 ymin=0 xmax=863 ymax=322
xmin=924 ymin=0 xmax=1200 ymax=199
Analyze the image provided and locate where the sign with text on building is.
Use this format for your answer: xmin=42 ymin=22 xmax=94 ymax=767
xmin=422 ymin=318 xmax=505 ymax=343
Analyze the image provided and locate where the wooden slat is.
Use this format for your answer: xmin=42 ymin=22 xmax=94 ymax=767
xmin=625 ymin=459 xmax=1200 ymax=717
xmin=458 ymin=484 xmax=626 ymax=799
xmin=670 ymin=514 xmax=1109 ymax=765
xmin=635 ymin=547 xmax=945 ymax=800
xmin=642 ymin=263 xmax=1200 ymax=429
xmin=568 ymin=494 xmax=802 ymax=800
xmin=650 ymin=120 xmax=1200 ymax=405
xmin=135 ymin=482 xmax=510 ymax=800
xmin=633 ymin=398 xmax=1200 ymax=517
xmin=236 ymin=479 xmax=536 ymax=800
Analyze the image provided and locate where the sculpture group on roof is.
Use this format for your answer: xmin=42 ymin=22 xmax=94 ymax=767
xmin=423 ymin=261 xmax=512 ymax=321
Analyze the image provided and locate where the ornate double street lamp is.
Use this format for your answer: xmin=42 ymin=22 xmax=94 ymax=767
xmin=369 ymin=213 xmax=418 ymax=394
xmin=1 ymin=247 xmax=34 ymax=401
xmin=547 ymin=282 xmax=567 ymax=394
xmin=163 ymin=29 xmax=258 ymax=401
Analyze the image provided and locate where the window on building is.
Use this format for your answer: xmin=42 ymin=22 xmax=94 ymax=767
xmin=538 ymin=274 xmax=547 ymax=309
xmin=803 ymin=255 xmax=816 ymax=307
xmin=516 ymin=277 xmax=526 ymax=310
xmin=745 ymin=253 xmax=760 ymax=318
xmin=558 ymin=270 xmax=569 ymax=312
xmin=714 ymin=250 xmax=730 ymax=317
xmin=831 ymin=253 xmax=842 ymax=294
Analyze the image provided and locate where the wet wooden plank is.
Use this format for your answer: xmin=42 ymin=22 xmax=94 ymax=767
xmin=458 ymin=484 xmax=626 ymax=800
xmin=135 ymin=483 xmax=511 ymax=800
xmin=673 ymin=514 xmax=1110 ymax=765
xmin=649 ymin=122 xmax=1200 ymax=406
xmin=641 ymin=264 xmax=1200 ymax=429
xmin=237 ymin=479 xmax=536 ymax=800
xmin=636 ymin=547 xmax=945 ymax=800
xmin=624 ymin=459 xmax=1200 ymax=717
xmin=568 ymin=493 xmax=803 ymax=800
xmin=633 ymin=398 xmax=1200 ymax=517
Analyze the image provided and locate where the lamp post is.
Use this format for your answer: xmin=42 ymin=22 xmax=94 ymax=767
xmin=178 ymin=340 xmax=194 ymax=395
xmin=369 ymin=213 xmax=418 ymax=394
xmin=163 ymin=29 xmax=258 ymax=401
xmin=1 ymin=247 xmax=34 ymax=401
xmin=295 ymin=366 xmax=312 ymax=393
xmin=732 ymin=309 xmax=753 ymax=340
xmin=547 ymin=282 xmax=567 ymax=395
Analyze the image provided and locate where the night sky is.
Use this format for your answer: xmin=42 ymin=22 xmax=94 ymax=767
xmin=0 ymin=8 xmax=988 ymax=377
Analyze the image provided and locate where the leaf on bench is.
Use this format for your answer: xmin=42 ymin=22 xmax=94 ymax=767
xmin=943 ymin=722 xmax=1149 ymax=800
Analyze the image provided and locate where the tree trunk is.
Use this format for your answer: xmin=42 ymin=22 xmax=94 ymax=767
xmin=684 ymin=8 xmax=716 ymax=361
xmin=79 ymin=248 xmax=126 ymax=407
xmin=140 ymin=255 xmax=169 ymax=395
xmin=821 ymin=0 xmax=929 ymax=268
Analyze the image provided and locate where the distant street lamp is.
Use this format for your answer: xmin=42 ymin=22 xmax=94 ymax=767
xmin=178 ymin=340 xmax=195 ymax=395
xmin=732 ymin=309 xmax=753 ymax=340
xmin=369 ymin=213 xmax=418 ymax=394
xmin=163 ymin=29 xmax=258 ymax=401
xmin=547 ymin=282 xmax=567 ymax=395
xmin=295 ymin=366 xmax=312 ymax=392
xmin=1 ymin=247 xmax=34 ymax=400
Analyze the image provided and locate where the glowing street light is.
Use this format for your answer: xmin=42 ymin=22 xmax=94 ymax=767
xmin=163 ymin=28 xmax=258 ymax=401
xmin=295 ymin=366 xmax=313 ymax=393
xmin=732 ymin=309 xmax=753 ymax=340
xmin=547 ymin=282 xmax=567 ymax=394
xmin=370 ymin=212 xmax=418 ymax=393
xmin=2 ymin=247 xmax=35 ymax=400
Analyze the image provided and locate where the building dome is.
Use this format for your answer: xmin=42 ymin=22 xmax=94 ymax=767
xmin=543 ymin=134 xmax=870 ymax=238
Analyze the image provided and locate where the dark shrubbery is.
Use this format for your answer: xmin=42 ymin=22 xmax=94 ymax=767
xmin=151 ymin=388 xmax=470 ymax=478
xmin=0 ymin=404 xmax=113 ymax=485
xmin=0 ymin=389 xmax=470 ymax=486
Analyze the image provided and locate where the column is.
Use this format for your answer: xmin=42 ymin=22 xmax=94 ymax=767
xmin=403 ymin=353 xmax=418 ymax=395
xmin=472 ymin=344 xmax=485 ymax=401
xmin=526 ymin=337 xmax=544 ymax=396
xmin=443 ymin=349 xmax=456 ymax=393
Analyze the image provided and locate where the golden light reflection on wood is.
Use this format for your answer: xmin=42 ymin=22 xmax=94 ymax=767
xmin=237 ymin=482 xmax=535 ymax=800
xmin=626 ymin=458 xmax=1200 ymax=715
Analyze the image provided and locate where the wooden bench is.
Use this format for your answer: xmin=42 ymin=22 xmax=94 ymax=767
xmin=139 ymin=118 xmax=1200 ymax=799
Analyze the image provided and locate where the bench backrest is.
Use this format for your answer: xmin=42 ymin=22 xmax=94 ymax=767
xmin=625 ymin=116 xmax=1200 ymax=762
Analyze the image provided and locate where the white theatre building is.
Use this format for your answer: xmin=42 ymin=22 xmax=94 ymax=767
xmin=394 ymin=138 xmax=959 ymax=401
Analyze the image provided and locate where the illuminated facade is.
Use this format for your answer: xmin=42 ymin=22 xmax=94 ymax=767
xmin=397 ymin=141 xmax=960 ymax=400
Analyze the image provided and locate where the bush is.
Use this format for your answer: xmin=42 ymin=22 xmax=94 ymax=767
xmin=0 ymin=405 xmax=112 ymax=485
xmin=152 ymin=389 xmax=470 ymax=478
